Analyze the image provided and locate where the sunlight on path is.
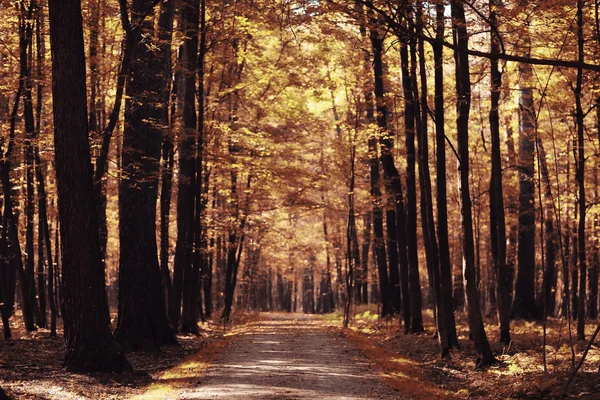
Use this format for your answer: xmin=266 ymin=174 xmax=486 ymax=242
xmin=177 ymin=314 xmax=399 ymax=399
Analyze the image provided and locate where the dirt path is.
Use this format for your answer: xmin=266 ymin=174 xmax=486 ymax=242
xmin=176 ymin=314 xmax=400 ymax=399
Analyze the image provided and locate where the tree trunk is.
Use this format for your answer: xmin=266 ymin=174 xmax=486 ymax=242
xmin=433 ymin=0 xmax=459 ymax=349
xmin=415 ymin=0 xmax=445 ymax=353
xmin=115 ymin=0 xmax=176 ymax=350
xmin=369 ymin=10 xmax=407 ymax=322
xmin=575 ymin=0 xmax=586 ymax=340
xmin=34 ymin=3 xmax=47 ymax=330
xmin=359 ymin=4 xmax=391 ymax=319
xmin=158 ymin=0 xmax=175 ymax=305
xmin=513 ymin=16 xmax=537 ymax=320
xmin=47 ymin=0 xmax=130 ymax=371
xmin=20 ymin=2 xmax=38 ymax=332
xmin=451 ymin=0 xmax=496 ymax=367
xmin=179 ymin=0 xmax=201 ymax=335
xmin=488 ymin=0 xmax=511 ymax=344
xmin=405 ymin=19 xmax=424 ymax=333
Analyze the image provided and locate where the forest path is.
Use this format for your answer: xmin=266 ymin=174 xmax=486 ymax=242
xmin=176 ymin=313 xmax=400 ymax=399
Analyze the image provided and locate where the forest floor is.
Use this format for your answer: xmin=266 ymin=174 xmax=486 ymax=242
xmin=1 ymin=310 xmax=600 ymax=398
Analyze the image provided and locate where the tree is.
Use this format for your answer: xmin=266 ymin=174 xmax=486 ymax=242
xmin=433 ymin=0 xmax=459 ymax=351
xmin=488 ymin=0 xmax=511 ymax=344
xmin=47 ymin=0 xmax=130 ymax=372
xmin=513 ymin=3 xmax=537 ymax=320
xmin=115 ymin=0 xmax=176 ymax=350
xmin=575 ymin=0 xmax=586 ymax=340
xmin=368 ymin=6 xmax=407 ymax=322
xmin=451 ymin=0 xmax=496 ymax=367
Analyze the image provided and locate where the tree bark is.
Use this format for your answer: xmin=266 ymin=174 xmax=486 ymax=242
xmin=488 ymin=0 xmax=511 ymax=344
xmin=115 ymin=0 xmax=176 ymax=350
xmin=20 ymin=1 xmax=38 ymax=332
xmin=405 ymin=16 xmax=424 ymax=333
xmin=48 ymin=0 xmax=130 ymax=371
xmin=451 ymin=0 xmax=496 ymax=367
xmin=513 ymin=13 xmax=537 ymax=320
xmin=179 ymin=0 xmax=201 ymax=335
xmin=158 ymin=0 xmax=175 ymax=305
xmin=575 ymin=0 xmax=586 ymax=340
xmin=433 ymin=0 xmax=459 ymax=349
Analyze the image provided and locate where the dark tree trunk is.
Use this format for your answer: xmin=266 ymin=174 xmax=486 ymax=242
xmin=158 ymin=0 xmax=175 ymax=305
xmin=47 ymin=0 xmax=130 ymax=371
xmin=20 ymin=2 xmax=38 ymax=332
xmin=34 ymin=3 xmax=47 ymax=330
xmin=433 ymin=0 xmax=459 ymax=349
xmin=0 ymin=191 xmax=13 ymax=340
xmin=589 ymin=127 xmax=600 ymax=320
xmin=488 ymin=0 xmax=511 ymax=344
xmin=538 ymin=140 xmax=557 ymax=319
xmin=575 ymin=0 xmax=586 ymax=340
xmin=179 ymin=0 xmax=201 ymax=335
xmin=513 ymin=17 xmax=537 ymax=320
xmin=368 ymin=10 xmax=407 ymax=322
xmin=451 ymin=0 xmax=496 ymax=367
xmin=571 ymin=213 xmax=579 ymax=320
xmin=366 ymin=94 xmax=390 ymax=318
xmin=405 ymin=19 xmax=424 ymax=333
xmin=360 ymin=212 xmax=371 ymax=305
xmin=358 ymin=4 xmax=391 ymax=318
xmin=397 ymin=26 xmax=418 ymax=331
xmin=414 ymin=0 xmax=445 ymax=353
xmin=115 ymin=0 xmax=176 ymax=350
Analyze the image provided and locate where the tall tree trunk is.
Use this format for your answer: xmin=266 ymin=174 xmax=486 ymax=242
xmin=222 ymin=174 xmax=251 ymax=322
xmin=488 ymin=0 xmax=511 ymax=344
xmin=589 ymin=110 xmax=600 ymax=320
xmin=451 ymin=0 xmax=496 ymax=367
xmin=433 ymin=0 xmax=459 ymax=349
xmin=537 ymin=140 xmax=557 ymax=320
xmin=358 ymin=3 xmax=391 ymax=318
xmin=196 ymin=0 xmax=209 ymax=322
xmin=575 ymin=0 xmax=586 ymax=340
xmin=20 ymin=1 xmax=38 ymax=332
xmin=513 ymin=12 xmax=537 ymax=320
xmin=404 ymin=17 xmax=424 ymax=333
xmin=415 ymin=0 xmax=445 ymax=353
xmin=48 ymin=0 xmax=130 ymax=371
xmin=34 ymin=2 xmax=47 ymax=330
xmin=179 ymin=0 xmax=201 ymax=335
xmin=158 ymin=0 xmax=175 ymax=305
xmin=115 ymin=0 xmax=176 ymax=350
xmin=367 ymin=14 xmax=397 ymax=320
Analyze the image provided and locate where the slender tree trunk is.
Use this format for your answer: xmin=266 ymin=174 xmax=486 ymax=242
xmin=405 ymin=17 xmax=424 ymax=333
xmin=366 ymin=16 xmax=393 ymax=319
xmin=20 ymin=2 xmax=38 ymax=332
xmin=575 ymin=0 xmax=586 ymax=340
xmin=158 ymin=0 xmax=175 ymax=304
xmin=488 ymin=0 xmax=511 ymax=344
xmin=434 ymin=0 xmax=459 ymax=349
xmin=361 ymin=212 xmax=371 ymax=304
xmin=513 ymin=14 xmax=537 ymax=320
xmin=48 ymin=0 xmax=130 ymax=371
xmin=451 ymin=0 xmax=496 ymax=367
xmin=589 ymin=112 xmax=600 ymax=320
xmin=538 ymin=140 xmax=557 ymax=320
xmin=34 ymin=3 xmax=47 ymax=330
xmin=414 ymin=0 xmax=445 ymax=353
xmin=358 ymin=3 xmax=391 ymax=318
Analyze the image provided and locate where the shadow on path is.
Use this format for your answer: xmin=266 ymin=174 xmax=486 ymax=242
xmin=178 ymin=313 xmax=400 ymax=399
